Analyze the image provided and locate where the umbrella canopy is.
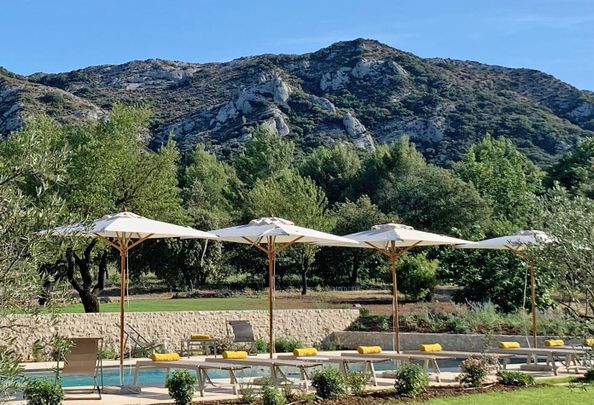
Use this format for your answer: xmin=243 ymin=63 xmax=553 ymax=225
xmin=213 ymin=217 xmax=359 ymax=245
xmin=43 ymin=211 xmax=217 ymax=385
xmin=458 ymin=230 xmax=553 ymax=252
xmin=343 ymin=223 xmax=474 ymax=352
xmin=457 ymin=230 xmax=553 ymax=347
xmin=344 ymin=223 xmax=472 ymax=249
xmin=46 ymin=211 xmax=215 ymax=240
xmin=209 ymin=217 xmax=359 ymax=357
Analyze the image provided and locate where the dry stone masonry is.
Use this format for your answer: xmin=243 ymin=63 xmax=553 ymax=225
xmin=4 ymin=309 xmax=359 ymax=360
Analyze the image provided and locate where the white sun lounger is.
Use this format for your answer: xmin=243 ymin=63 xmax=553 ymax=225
xmin=487 ymin=347 xmax=588 ymax=375
xmin=205 ymin=357 xmax=323 ymax=389
xmin=133 ymin=360 xmax=250 ymax=396
xmin=276 ymin=354 xmax=391 ymax=386
xmin=339 ymin=351 xmax=451 ymax=382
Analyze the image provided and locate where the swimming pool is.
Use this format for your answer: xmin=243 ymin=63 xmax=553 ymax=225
xmin=25 ymin=358 xmax=519 ymax=387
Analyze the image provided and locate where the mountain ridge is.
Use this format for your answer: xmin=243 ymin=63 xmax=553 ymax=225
xmin=2 ymin=38 xmax=593 ymax=166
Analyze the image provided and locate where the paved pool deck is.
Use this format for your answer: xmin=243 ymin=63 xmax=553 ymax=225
xmin=7 ymin=351 xmax=587 ymax=404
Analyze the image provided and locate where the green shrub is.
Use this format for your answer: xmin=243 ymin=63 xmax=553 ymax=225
xmin=393 ymin=363 xmax=428 ymax=397
xmin=312 ymin=367 xmax=348 ymax=399
xmin=255 ymin=338 xmax=268 ymax=353
xmin=274 ymin=337 xmax=303 ymax=353
xmin=239 ymin=381 xmax=257 ymax=404
xmin=346 ymin=371 xmax=370 ymax=395
xmin=582 ymin=368 xmax=594 ymax=382
xmin=458 ymin=355 xmax=497 ymax=387
xmin=165 ymin=370 xmax=196 ymax=405
xmin=23 ymin=380 xmax=64 ymax=405
xmin=397 ymin=253 xmax=439 ymax=302
xmin=261 ymin=380 xmax=287 ymax=405
xmin=98 ymin=346 xmax=118 ymax=360
xmin=497 ymin=370 xmax=535 ymax=387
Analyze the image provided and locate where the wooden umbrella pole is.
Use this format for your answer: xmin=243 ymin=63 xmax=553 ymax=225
xmin=268 ymin=237 xmax=275 ymax=358
xmin=118 ymin=241 xmax=127 ymax=385
xmin=390 ymin=241 xmax=401 ymax=353
xmin=529 ymin=260 xmax=537 ymax=348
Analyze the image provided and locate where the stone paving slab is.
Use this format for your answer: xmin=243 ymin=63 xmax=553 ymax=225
xmin=8 ymin=351 xmax=585 ymax=404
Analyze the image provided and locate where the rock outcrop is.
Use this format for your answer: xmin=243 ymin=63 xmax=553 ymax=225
xmin=2 ymin=38 xmax=593 ymax=165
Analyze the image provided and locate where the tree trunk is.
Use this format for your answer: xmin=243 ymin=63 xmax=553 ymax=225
xmin=349 ymin=253 xmax=360 ymax=286
xmin=300 ymin=249 xmax=311 ymax=296
xmin=80 ymin=290 xmax=100 ymax=313
xmin=301 ymin=265 xmax=307 ymax=296
xmin=66 ymin=241 xmax=109 ymax=313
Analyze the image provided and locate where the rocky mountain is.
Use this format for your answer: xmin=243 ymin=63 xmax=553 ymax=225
xmin=2 ymin=39 xmax=594 ymax=166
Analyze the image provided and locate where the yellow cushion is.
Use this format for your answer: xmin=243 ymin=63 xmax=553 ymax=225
xmin=222 ymin=350 xmax=248 ymax=359
xmin=293 ymin=347 xmax=318 ymax=357
xmin=150 ymin=352 xmax=180 ymax=361
xmin=544 ymin=339 xmax=565 ymax=347
xmin=419 ymin=343 xmax=442 ymax=352
xmin=191 ymin=334 xmax=211 ymax=340
xmin=583 ymin=338 xmax=594 ymax=347
xmin=499 ymin=341 xmax=520 ymax=349
xmin=357 ymin=346 xmax=382 ymax=354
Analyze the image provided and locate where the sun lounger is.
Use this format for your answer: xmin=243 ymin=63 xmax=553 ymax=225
xmin=205 ymin=357 xmax=323 ymax=388
xmin=404 ymin=350 xmax=513 ymax=370
xmin=61 ymin=337 xmax=103 ymax=399
xmin=340 ymin=350 xmax=449 ymax=382
xmin=227 ymin=320 xmax=257 ymax=354
xmin=277 ymin=354 xmax=390 ymax=386
xmin=121 ymin=323 xmax=161 ymax=358
xmin=133 ymin=359 xmax=250 ymax=396
xmin=488 ymin=347 xmax=587 ymax=375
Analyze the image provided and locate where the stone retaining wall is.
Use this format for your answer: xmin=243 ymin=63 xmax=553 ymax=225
xmin=333 ymin=331 xmax=582 ymax=351
xmin=5 ymin=309 xmax=360 ymax=360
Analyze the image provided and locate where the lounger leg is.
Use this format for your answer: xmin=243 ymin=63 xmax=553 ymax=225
xmin=198 ymin=370 xmax=205 ymax=397
xmin=432 ymin=360 xmax=441 ymax=382
xmin=133 ymin=365 xmax=140 ymax=386
xmin=301 ymin=367 xmax=311 ymax=390
xmin=550 ymin=355 xmax=558 ymax=376
xmin=271 ymin=366 xmax=279 ymax=385
xmin=339 ymin=361 xmax=348 ymax=377
xmin=368 ymin=362 xmax=377 ymax=387
xmin=230 ymin=370 xmax=239 ymax=395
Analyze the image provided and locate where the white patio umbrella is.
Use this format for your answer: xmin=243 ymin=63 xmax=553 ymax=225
xmin=458 ymin=230 xmax=554 ymax=347
xmin=42 ymin=211 xmax=217 ymax=384
xmin=208 ymin=217 xmax=360 ymax=357
xmin=338 ymin=223 xmax=474 ymax=352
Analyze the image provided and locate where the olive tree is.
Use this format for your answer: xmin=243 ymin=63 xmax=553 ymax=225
xmin=533 ymin=187 xmax=594 ymax=321
xmin=0 ymin=117 xmax=68 ymax=401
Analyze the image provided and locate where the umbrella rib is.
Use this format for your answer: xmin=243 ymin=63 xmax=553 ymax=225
xmin=94 ymin=233 xmax=121 ymax=251
xmin=276 ymin=236 xmax=304 ymax=252
xmin=128 ymin=234 xmax=155 ymax=250
xmin=242 ymin=236 xmax=269 ymax=254
xmin=364 ymin=242 xmax=391 ymax=257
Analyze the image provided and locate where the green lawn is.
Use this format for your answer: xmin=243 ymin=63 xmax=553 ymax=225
xmin=56 ymin=297 xmax=270 ymax=313
xmin=408 ymin=386 xmax=593 ymax=405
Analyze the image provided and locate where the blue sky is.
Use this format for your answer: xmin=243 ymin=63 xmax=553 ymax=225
xmin=2 ymin=0 xmax=593 ymax=90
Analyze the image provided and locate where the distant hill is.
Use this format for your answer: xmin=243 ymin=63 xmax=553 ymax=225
xmin=2 ymin=39 xmax=593 ymax=166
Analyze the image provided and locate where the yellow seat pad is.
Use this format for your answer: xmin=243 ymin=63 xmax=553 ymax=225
xmin=357 ymin=346 xmax=382 ymax=354
xmin=499 ymin=341 xmax=520 ymax=349
xmin=150 ymin=352 xmax=180 ymax=361
xmin=293 ymin=347 xmax=318 ymax=357
xmin=544 ymin=339 xmax=564 ymax=347
xmin=419 ymin=343 xmax=442 ymax=352
xmin=222 ymin=350 xmax=248 ymax=359
xmin=583 ymin=338 xmax=594 ymax=347
xmin=191 ymin=334 xmax=211 ymax=340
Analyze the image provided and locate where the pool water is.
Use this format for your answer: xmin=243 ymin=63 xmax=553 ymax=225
xmin=26 ymin=358 xmax=524 ymax=387
xmin=26 ymin=366 xmax=270 ymax=387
